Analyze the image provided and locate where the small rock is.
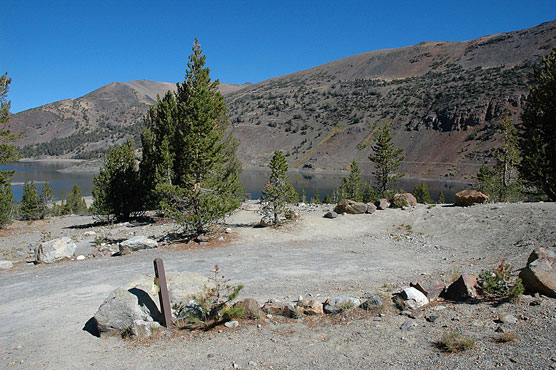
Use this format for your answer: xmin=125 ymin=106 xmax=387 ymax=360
xmin=0 ymin=260 xmax=14 ymax=270
xmin=498 ymin=314 xmax=518 ymax=324
xmin=131 ymin=320 xmax=161 ymax=338
xmin=84 ymin=231 xmax=96 ymax=236
xmin=375 ymin=198 xmax=390 ymax=210
xmin=401 ymin=287 xmax=429 ymax=309
xmin=120 ymin=236 xmax=158 ymax=251
xmin=400 ymin=320 xmax=417 ymax=330
xmin=262 ymin=301 xmax=294 ymax=317
xmin=323 ymin=297 xmax=361 ymax=314
xmin=431 ymin=305 xmax=446 ymax=311
xmin=234 ymin=298 xmax=262 ymax=319
xmin=296 ymin=299 xmax=324 ymax=315
xmin=225 ymin=228 xmax=232 ymax=234
xmin=360 ymin=294 xmax=384 ymax=310
xmin=323 ymin=211 xmax=338 ymax=219
xmin=426 ymin=315 xmax=439 ymax=323
xmin=444 ymin=274 xmax=478 ymax=301
xmin=365 ymin=203 xmax=377 ymax=214
xmin=224 ymin=320 xmax=239 ymax=328
xmin=410 ymin=280 xmax=446 ymax=300
xmin=76 ymin=255 xmax=85 ymax=261
xmin=409 ymin=311 xmax=425 ymax=319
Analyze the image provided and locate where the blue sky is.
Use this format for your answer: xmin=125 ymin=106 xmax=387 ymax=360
xmin=2 ymin=1 xmax=556 ymax=113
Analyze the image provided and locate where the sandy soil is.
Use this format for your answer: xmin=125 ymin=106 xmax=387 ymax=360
xmin=0 ymin=201 xmax=555 ymax=369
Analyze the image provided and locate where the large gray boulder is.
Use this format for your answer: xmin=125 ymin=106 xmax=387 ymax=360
xmin=94 ymin=287 xmax=162 ymax=333
xmin=36 ymin=237 xmax=76 ymax=264
xmin=120 ymin=236 xmax=158 ymax=251
xmin=389 ymin=193 xmax=417 ymax=208
xmin=520 ymin=247 xmax=556 ymax=298
xmin=124 ymin=271 xmax=213 ymax=308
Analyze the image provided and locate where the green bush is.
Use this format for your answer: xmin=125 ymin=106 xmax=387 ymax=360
xmin=478 ymin=260 xmax=524 ymax=302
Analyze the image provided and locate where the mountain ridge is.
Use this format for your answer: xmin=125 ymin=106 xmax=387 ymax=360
xmin=9 ymin=19 xmax=556 ymax=179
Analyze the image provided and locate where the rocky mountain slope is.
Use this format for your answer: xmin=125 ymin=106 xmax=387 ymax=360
xmin=10 ymin=20 xmax=556 ymax=179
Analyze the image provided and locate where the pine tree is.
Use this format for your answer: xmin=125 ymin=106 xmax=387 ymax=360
xmin=336 ymin=160 xmax=364 ymax=201
xmin=92 ymin=140 xmax=141 ymax=221
xmin=65 ymin=184 xmax=87 ymax=215
xmin=260 ymin=151 xmax=294 ymax=224
xmin=518 ymin=48 xmax=556 ymax=201
xmin=311 ymin=188 xmax=321 ymax=204
xmin=40 ymin=181 xmax=54 ymax=216
xmin=0 ymin=73 xmax=19 ymax=227
xmin=475 ymin=115 xmax=522 ymax=202
xmin=368 ymin=125 xmax=404 ymax=194
xmin=153 ymin=40 xmax=243 ymax=234
xmin=20 ymin=181 xmax=43 ymax=220
xmin=323 ymin=193 xmax=332 ymax=204
xmin=0 ymin=183 xmax=14 ymax=226
xmin=437 ymin=191 xmax=445 ymax=204
xmin=413 ymin=182 xmax=433 ymax=204
xmin=362 ymin=181 xmax=379 ymax=203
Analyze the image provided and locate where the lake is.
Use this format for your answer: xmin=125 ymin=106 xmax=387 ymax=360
xmin=2 ymin=161 xmax=471 ymax=203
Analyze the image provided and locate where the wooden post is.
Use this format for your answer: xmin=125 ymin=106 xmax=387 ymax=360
xmin=153 ymin=258 xmax=173 ymax=327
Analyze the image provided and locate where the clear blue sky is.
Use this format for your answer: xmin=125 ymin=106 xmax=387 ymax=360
xmin=3 ymin=1 xmax=556 ymax=113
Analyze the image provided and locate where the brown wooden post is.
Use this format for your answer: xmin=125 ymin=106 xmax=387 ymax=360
xmin=153 ymin=258 xmax=173 ymax=327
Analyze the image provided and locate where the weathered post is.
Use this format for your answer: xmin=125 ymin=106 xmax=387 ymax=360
xmin=153 ymin=258 xmax=173 ymax=327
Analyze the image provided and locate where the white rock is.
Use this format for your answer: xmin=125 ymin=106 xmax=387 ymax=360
xmin=131 ymin=319 xmax=161 ymax=338
xmin=76 ymin=255 xmax=86 ymax=261
xmin=225 ymin=228 xmax=232 ymax=234
xmin=0 ymin=260 xmax=14 ymax=270
xmin=224 ymin=320 xmax=239 ymax=328
xmin=84 ymin=231 xmax=96 ymax=236
xmin=120 ymin=236 xmax=158 ymax=251
xmin=36 ymin=237 xmax=77 ymax=264
xmin=401 ymin=287 xmax=429 ymax=309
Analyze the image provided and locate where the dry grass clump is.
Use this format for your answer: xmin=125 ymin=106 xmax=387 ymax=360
xmin=496 ymin=331 xmax=518 ymax=343
xmin=437 ymin=332 xmax=476 ymax=353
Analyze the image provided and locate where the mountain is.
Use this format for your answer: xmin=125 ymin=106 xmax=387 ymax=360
xmin=10 ymin=81 xmax=249 ymax=159
xmin=10 ymin=20 xmax=556 ymax=180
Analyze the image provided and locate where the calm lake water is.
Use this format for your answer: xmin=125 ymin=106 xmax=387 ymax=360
xmin=3 ymin=161 xmax=471 ymax=203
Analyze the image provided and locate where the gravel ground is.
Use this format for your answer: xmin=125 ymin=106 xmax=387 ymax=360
xmin=0 ymin=201 xmax=555 ymax=369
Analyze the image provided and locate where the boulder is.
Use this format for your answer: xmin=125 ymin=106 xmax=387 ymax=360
xmin=455 ymin=190 xmax=489 ymax=206
xmin=519 ymin=247 xmax=556 ymax=298
xmin=444 ymin=274 xmax=478 ymax=301
xmin=94 ymin=287 xmax=162 ymax=334
xmin=0 ymin=260 xmax=13 ymax=270
xmin=296 ymin=299 xmax=324 ymax=315
xmin=375 ymin=198 xmax=390 ymax=210
xmin=410 ymin=280 xmax=446 ymax=300
xmin=120 ymin=236 xmax=158 ymax=251
xmin=262 ymin=301 xmax=294 ymax=317
xmin=323 ymin=296 xmax=361 ymax=314
xmin=334 ymin=200 xmax=368 ymax=214
xmin=366 ymin=203 xmax=377 ymax=214
xmin=389 ymin=193 xmax=417 ymax=208
xmin=36 ymin=237 xmax=77 ymax=264
xmin=234 ymin=298 xmax=262 ymax=319
xmin=401 ymin=287 xmax=429 ymax=309
xmin=323 ymin=211 xmax=338 ymax=219
xmin=124 ymin=271 xmax=213 ymax=308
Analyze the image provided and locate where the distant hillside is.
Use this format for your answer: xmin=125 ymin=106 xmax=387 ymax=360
xmin=11 ymin=81 xmax=249 ymax=159
xmin=225 ymin=20 xmax=556 ymax=179
xmin=10 ymin=20 xmax=556 ymax=180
